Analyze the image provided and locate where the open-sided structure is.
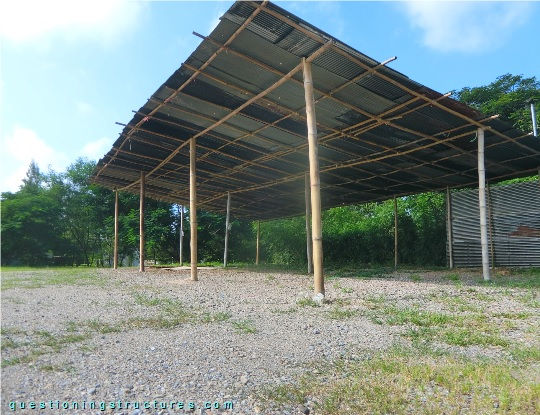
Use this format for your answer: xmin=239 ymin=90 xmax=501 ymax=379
xmin=92 ymin=1 xmax=540 ymax=292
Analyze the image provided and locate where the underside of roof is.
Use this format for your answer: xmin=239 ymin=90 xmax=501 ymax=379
xmin=91 ymin=0 xmax=540 ymax=220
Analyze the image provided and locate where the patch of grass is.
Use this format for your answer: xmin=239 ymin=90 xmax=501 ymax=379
xmin=40 ymin=364 xmax=74 ymax=373
xmin=1 ymin=338 xmax=24 ymax=350
xmin=409 ymin=274 xmax=422 ymax=282
xmin=1 ymin=268 xmax=104 ymax=291
xmin=442 ymin=328 xmax=509 ymax=347
xmin=509 ymin=346 xmax=540 ymax=363
xmin=363 ymin=294 xmax=386 ymax=309
xmin=85 ymin=320 xmax=121 ymax=334
xmin=446 ymin=273 xmax=460 ymax=282
xmin=201 ymin=312 xmax=231 ymax=323
xmin=265 ymin=274 xmax=276 ymax=282
xmin=488 ymin=268 xmax=540 ymax=289
xmin=297 ymin=297 xmax=319 ymax=308
xmin=259 ymin=349 xmax=539 ymax=415
xmin=382 ymin=306 xmax=452 ymax=327
xmin=231 ymin=319 xmax=257 ymax=334
xmin=327 ymin=307 xmax=356 ymax=320
xmin=492 ymin=312 xmax=531 ymax=320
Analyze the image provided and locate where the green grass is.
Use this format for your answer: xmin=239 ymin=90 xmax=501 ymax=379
xmin=231 ymin=319 xmax=257 ymax=334
xmin=381 ymin=306 xmax=452 ymax=327
xmin=409 ymin=274 xmax=422 ymax=282
xmin=259 ymin=349 xmax=539 ymax=415
xmin=297 ymin=297 xmax=319 ymax=307
xmin=1 ymin=268 xmax=104 ymax=291
xmin=442 ymin=328 xmax=509 ymax=347
xmin=446 ymin=272 xmax=461 ymax=282
xmin=327 ymin=307 xmax=356 ymax=320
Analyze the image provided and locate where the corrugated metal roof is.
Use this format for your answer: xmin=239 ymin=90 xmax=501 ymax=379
xmin=91 ymin=0 xmax=540 ymax=220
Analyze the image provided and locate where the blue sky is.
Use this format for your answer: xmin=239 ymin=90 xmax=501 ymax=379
xmin=1 ymin=0 xmax=539 ymax=192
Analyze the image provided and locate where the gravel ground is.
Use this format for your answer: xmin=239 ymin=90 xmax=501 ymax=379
xmin=1 ymin=267 xmax=538 ymax=414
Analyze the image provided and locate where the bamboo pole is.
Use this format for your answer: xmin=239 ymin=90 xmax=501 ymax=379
xmin=477 ymin=128 xmax=490 ymax=281
xmin=393 ymin=196 xmax=398 ymax=269
xmin=179 ymin=205 xmax=184 ymax=265
xmin=446 ymin=187 xmax=454 ymax=269
xmin=113 ymin=189 xmax=119 ymax=270
xmin=303 ymin=58 xmax=324 ymax=296
xmin=139 ymin=171 xmax=145 ymax=273
xmin=305 ymin=172 xmax=313 ymax=274
xmin=190 ymin=137 xmax=198 ymax=281
xmin=223 ymin=192 xmax=231 ymax=267
xmin=256 ymin=221 xmax=260 ymax=266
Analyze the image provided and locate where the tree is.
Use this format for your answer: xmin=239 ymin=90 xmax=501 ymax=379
xmin=453 ymin=74 xmax=540 ymax=133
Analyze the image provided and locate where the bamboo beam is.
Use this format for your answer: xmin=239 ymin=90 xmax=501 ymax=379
xmin=139 ymin=171 xmax=145 ymax=273
xmin=446 ymin=187 xmax=454 ymax=269
xmin=305 ymin=172 xmax=313 ymax=274
xmin=256 ymin=221 xmax=260 ymax=266
xmin=477 ymin=128 xmax=490 ymax=281
xmin=223 ymin=192 xmax=231 ymax=267
xmin=113 ymin=189 xmax=119 ymax=270
xmin=190 ymin=137 xmax=198 ymax=281
xmin=179 ymin=205 xmax=184 ymax=265
xmin=303 ymin=58 xmax=324 ymax=296
xmin=394 ymin=196 xmax=398 ymax=269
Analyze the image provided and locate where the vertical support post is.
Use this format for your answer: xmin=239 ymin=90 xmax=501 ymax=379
xmin=303 ymin=58 xmax=324 ymax=296
xmin=139 ymin=172 xmax=145 ymax=273
xmin=487 ymin=183 xmax=495 ymax=268
xmin=393 ymin=196 xmax=398 ymax=269
xmin=477 ymin=128 xmax=490 ymax=281
xmin=179 ymin=205 xmax=184 ymax=265
xmin=113 ymin=189 xmax=119 ymax=270
xmin=190 ymin=137 xmax=198 ymax=281
xmin=255 ymin=221 xmax=260 ymax=266
xmin=446 ymin=187 xmax=454 ymax=269
xmin=305 ymin=172 xmax=313 ymax=274
xmin=223 ymin=192 xmax=231 ymax=267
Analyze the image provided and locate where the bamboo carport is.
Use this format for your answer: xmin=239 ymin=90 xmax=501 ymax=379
xmin=92 ymin=1 xmax=540 ymax=291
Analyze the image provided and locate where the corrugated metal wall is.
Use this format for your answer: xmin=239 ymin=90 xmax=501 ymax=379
xmin=449 ymin=180 xmax=540 ymax=267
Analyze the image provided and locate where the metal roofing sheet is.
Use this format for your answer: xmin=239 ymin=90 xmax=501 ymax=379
xmin=91 ymin=0 xmax=540 ymax=220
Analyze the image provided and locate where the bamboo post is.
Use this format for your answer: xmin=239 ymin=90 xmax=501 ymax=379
xmin=179 ymin=205 xmax=184 ymax=265
xmin=446 ymin=187 xmax=454 ymax=269
xmin=256 ymin=221 xmax=260 ymax=266
xmin=477 ymin=128 xmax=490 ymax=281
xmin=190 ymin=137 xmax=198 ymax=281
xmin=139 ymin=172 xmax=145 ymax=273
xmin=487 ymin=183 xmax=495 ymax=268
xmin=394 ymin=196 xmax=398 ymax=269
xmin=113 ymin=189 xmax=119 ymax=270
xmin=223 ymin=192 xmax=231 ymax=267
xmin=303 ymin=58 xmax=324 ymax=296
xmin=305 ymin=172 xmax=313 ymax=274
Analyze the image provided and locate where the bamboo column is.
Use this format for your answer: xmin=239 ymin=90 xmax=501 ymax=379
xmin=256 ymin=221 xmax=260 ymax=266
xmin=179 ymin=205 xmax=184 ymax=265
xmin=394 ymin=196 xmax=398 ymax=269
xmin=190 ymin=137 xmax=198 ymax=281
xmin=446 ymin=187 xmax=454 ymax=269
xmin=139 ymin=172 xmax=145 ymax=273
xmin=305 ymin=172 xmax=313 ymax=274
xmin=223 ymin=192 xmax=231 ymax=267
xmin=477 ymin=128 xmax=490 ymax=281
xmin=113 ymin=190 xmax=119 ymax=270
xmin=303 ymin=58 xmax=324 ymax=296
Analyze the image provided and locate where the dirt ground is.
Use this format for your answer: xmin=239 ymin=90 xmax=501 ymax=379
xmin=1 ymin=266 xmax=539 ymax=414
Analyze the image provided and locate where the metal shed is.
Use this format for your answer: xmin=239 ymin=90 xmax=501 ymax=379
xmin=91 ymin=1 xmax=540 ymax=292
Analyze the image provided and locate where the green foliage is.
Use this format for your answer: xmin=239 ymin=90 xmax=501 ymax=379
xmin=453 ymin=73 xmax=539 ymax=132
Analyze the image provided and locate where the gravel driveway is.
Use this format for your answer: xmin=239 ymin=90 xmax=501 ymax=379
xmin=1 ymin=267 xmax=538 ymax=414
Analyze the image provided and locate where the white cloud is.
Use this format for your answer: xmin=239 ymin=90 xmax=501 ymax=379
xmin=0 ymin=0 xmax=143 ymax=45
xmin=81 ymin=137 xmax=113 ymax=161
xmin=402 ymin=1 xmax=531 ymax=53
xmin=0 ymin=126 xmax=69 ymax=192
